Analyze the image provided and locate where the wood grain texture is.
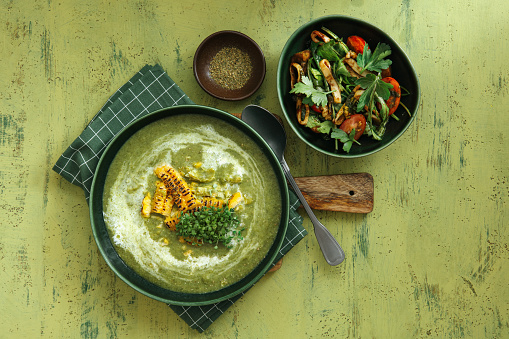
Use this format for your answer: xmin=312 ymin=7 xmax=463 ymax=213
xmin=295 ymin=173 xmax=373 ymax=213
xmin=1 ymin=0 xmax=508 ymax=338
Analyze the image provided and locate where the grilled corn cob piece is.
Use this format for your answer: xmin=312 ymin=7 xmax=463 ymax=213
xmin=141 ymin=192 xmax=152 ymax=218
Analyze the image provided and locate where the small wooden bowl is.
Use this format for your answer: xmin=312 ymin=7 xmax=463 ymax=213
xmin=193 ymin=31 xmax=266 ymax=101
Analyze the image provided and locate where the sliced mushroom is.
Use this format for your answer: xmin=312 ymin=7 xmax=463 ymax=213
xmin=333 ymin=86 xmax=362 ymax=125
xmin=344 ymin=58 xmax=370 ymax=77
xmin=310 ymin=30 xmax=331 ymax=44
xmin=296 ymin=97 xmax=310 ymax=125
xmin=290 ymin=49 xmax=312 ymax=69
xmin=319 ymin=59 xmax=341 ymax=104
xmin=333 ymin=104 xmax=348 ymax=125
xmin=346 ymin=51 xmax=358 ymax=59
xmin=353 ymin=86 xmax=364 ymax=101
xmin=290 ymin=62 xmax=310 ymax=125
xmin=290 ymin=62 xmax=304 ymax=89
xmin=344 ymin=63 xmax=361 ymax=79
xmin=319 ymin=96 xmax=333 ymax=121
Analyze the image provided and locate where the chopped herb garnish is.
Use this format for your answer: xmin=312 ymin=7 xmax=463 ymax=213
xmin=175 ymin=205 xmax=243 ymax=248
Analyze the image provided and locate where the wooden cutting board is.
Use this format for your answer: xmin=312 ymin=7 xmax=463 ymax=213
xmin=294 ymin=173 xmax=373 ymax=213
xmin=231 ymin=112 xmax=374 ymax=214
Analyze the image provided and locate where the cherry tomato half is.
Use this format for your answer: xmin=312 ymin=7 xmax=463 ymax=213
xmin=339 ymin=114 xmax=366 ymax=141
xmin=382 ymin=77 xmax=401 ymax=115
xmin=347 ymin=36 xmax=368 ymax=54
xmin=310 ymin=104 xmax=321 ymax=113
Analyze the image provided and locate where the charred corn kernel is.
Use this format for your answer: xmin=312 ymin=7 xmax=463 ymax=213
xmin=162 ymin=195 xmax=173 ymax=216
xmin=165 ymin=215 xmax=180 ymax=231
xmin=151 ymin=181 xmax=168 ymax=213
xmin=193 ymin=162 xmax=202 ymax=168
xmin=178 ymin=236 xmax=186 ymax=244
xmin=200 ymin=197 xmax=224 ymax=208
xmin=228 ymin=192 xmax=243 ymax=209
xmin=179 ymin=187 xmax=200 ymax=212
xmin=141 ymin=193 xmax=152 ymax=218
xmin=154 ymin=165 xmax=174 ymax=186
xmin=155 ymin=165 xmax=200 ymax=212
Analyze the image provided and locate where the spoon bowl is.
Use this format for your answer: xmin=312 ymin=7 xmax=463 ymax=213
xmin=242 ymin=105 xmax=345 ymax=265
xmin=241 ymin=106 xmax=287 ymax=162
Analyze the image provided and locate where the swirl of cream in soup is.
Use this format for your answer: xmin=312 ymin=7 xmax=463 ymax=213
xmin=103 ymin=115 xmax=281 ymax=292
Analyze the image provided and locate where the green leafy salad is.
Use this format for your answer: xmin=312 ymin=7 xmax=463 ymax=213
xmin=289 ymin=27 xmax=410 ymax=153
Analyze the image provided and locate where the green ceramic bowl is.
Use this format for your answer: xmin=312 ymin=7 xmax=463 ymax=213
xmin=89 ymin=105 xmax=289 ymax=306
xmin=277 ymin=15 xmax=421 ymax=158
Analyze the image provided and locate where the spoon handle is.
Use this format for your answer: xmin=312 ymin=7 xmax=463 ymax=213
xmin=281 ymin=159 xmax=345 ymax=266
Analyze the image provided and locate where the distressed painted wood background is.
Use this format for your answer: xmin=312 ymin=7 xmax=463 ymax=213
xmin=1 ymin=0 xmax=507 ymax=338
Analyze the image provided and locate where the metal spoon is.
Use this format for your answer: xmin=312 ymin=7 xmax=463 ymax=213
xmin=241 ymin=104 xmax=345 ymax=266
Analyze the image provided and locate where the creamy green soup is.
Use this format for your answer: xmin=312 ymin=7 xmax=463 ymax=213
xmin=102 ymin=114 xmax=281 ymax=293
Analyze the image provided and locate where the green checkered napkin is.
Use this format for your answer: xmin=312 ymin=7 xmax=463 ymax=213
xmin=53 ymin=64 xmax=307 ymax=332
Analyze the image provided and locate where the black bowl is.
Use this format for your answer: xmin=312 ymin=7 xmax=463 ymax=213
xmin=277 ymin=15 xmax=421 ymax=158
xmin=89 ymin=105 xmax=289 ymax=306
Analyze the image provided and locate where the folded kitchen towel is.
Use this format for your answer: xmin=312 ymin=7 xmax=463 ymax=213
xmin=53 ymin=64 xmax=307 ymax=332
xmin=53 ymin=64 xmax=192 ymax=201
xmin=169 ymin=190 xmax=305 ymax=332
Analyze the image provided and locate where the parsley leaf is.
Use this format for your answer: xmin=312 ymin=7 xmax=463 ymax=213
xmin=356 ymin=42 xmax=392 ymax=73
xmin=355 ymin=73 xmax=393 ymax=112
xmin=306 ymin=116 xmax=335 ymax=134
xmin=331 ymin=128 xmax=360 ymax=153
xmin=316 ymin=41 xmax=341 ymax=62
xmin=354 ymin=73 xmax=393 ymax=141
xmin=290 ymin=76 xmax=333 ymax=108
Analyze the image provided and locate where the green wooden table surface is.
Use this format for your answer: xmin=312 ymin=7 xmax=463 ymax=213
xmin=1 ymin=0 xmax=508 ymax=338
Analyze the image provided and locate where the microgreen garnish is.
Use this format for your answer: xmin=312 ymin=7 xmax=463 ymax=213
xmin=176 ymin=206 xmax=243 ymax=248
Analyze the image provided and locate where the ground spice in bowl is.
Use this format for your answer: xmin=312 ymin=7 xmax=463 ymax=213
xmin=209 ymin=46 xmax=253 ymax=90
xmin=193 ymin=30 xmax=265 ymax=100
